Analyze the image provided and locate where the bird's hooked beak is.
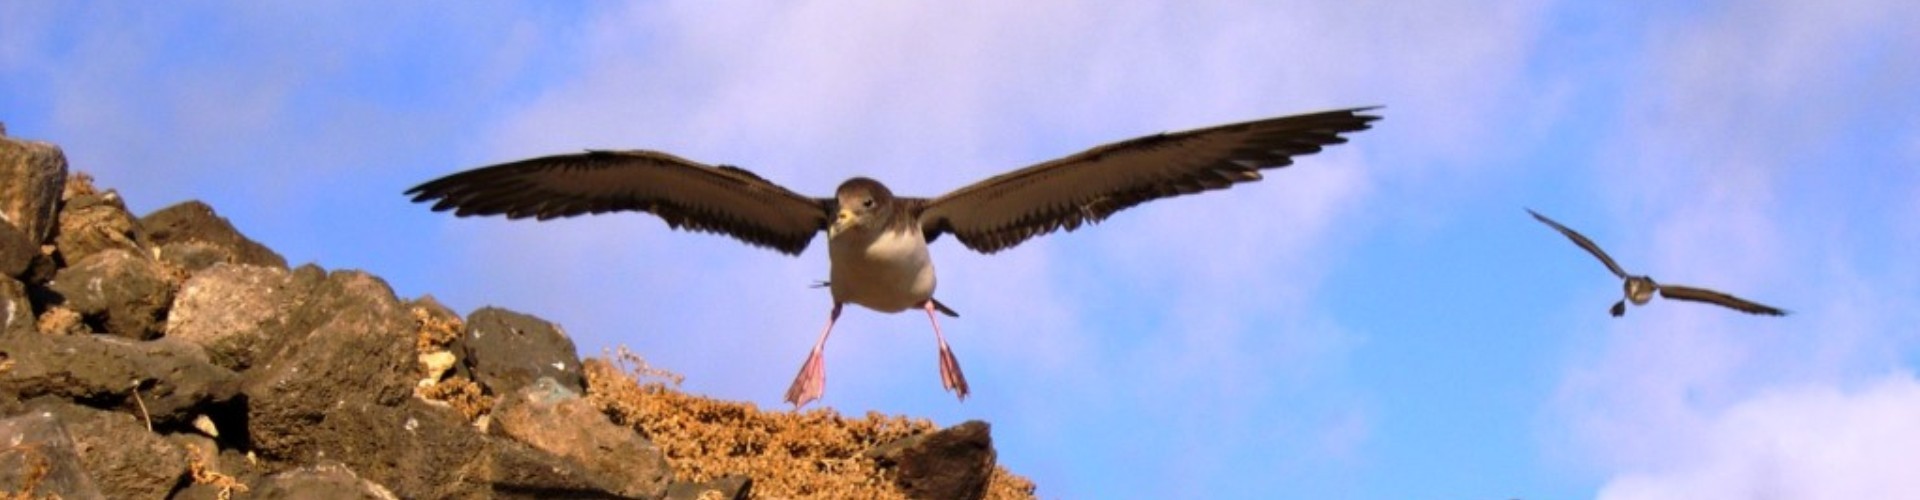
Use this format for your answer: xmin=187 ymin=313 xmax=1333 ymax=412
xmin=830 ymin=207 xmax=856 ymax=237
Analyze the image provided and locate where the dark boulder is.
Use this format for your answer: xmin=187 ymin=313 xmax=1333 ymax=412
xmin=0 ymin=334 xmax=240 ymax=427
xmin=463 ymin=307 xmax=585 ymax=395
xmin=0 ymin=132 xmax=66 ymax=245
xmin=46 ymin=248 xmax=173 ymax=339
xmin=0 ymin=411 xmax=105 ymax=500
xmin=53 ymin=187 xmax=144 ymax=267
xmin=869 ymin=420 xmax=997 ymax=500
xmin=33 ymin=401 xmax=190 ymax=500
xmin=492 ymin=377 xmax=672 ymax=498
xmin=0 ymin=219 xmax=32 ymax=279
xmin=140 ymin=201 xmax=286 ymax=270
xmin=247 ymin=462 xmax=396 ymax=500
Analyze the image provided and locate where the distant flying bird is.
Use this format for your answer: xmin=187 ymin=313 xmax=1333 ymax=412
xmin=1527 ymin=209 xmax=1787 ymax=317
xmin=408 ymin=107 xmax=1381 ymax=408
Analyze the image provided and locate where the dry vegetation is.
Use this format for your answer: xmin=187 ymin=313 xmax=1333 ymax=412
xmin=586 ymin=348 xmax=1037 ymax=499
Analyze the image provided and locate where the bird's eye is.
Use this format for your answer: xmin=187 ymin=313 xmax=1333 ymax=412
xmin=862 ymin=198 xmax=875 ymax=208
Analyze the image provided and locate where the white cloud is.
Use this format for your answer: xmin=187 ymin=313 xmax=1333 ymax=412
xmin=1597 ymin=372 xmax=1920 ymax=500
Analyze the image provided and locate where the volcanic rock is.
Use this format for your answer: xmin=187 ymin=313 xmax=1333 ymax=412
xmin=869 ymin=420 xmax=998 ymax=500
xmin=463 ymin=307 xmax=585 ymax=395
xmin=0 ymin=411 xmax=105 ymax=500
xmin=0 ymin=132 xmax=66 ymax=245
xmin=493 ymin=377 xmax=671 ymax=498
xmin=140 ymin=201 xmax=287 ymax=270
xmin=47 ymin=248 xmax=173 ymax=339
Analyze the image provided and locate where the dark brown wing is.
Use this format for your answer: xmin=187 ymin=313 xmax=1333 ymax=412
xmin=1527 ymin=209 xmax=1630 ymax=279
xmin=407 ymin=150 xmax=830 ymax=255
xmin=1657 ymin=284 xmax=1788 ymax=316
xmin=915 ymin=108 xmax=1381 ymax=254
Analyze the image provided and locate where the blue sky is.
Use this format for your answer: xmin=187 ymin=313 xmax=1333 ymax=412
xmin=4 ymin=1 xmax=1918 ymax=498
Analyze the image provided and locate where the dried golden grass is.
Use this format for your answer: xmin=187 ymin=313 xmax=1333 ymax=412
xmin=585 ymin=348 xmax=1036 ymax=499
xmin=188 ymin=453 xmax=248 ymax=500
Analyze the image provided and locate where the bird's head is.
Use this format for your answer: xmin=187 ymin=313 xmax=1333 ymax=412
xmin=831 ymin=177 xmax=894 ymax=238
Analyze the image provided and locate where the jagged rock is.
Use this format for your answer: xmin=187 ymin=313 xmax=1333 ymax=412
xmin=33 ymin=401 xmax=190 ymax=500
xmin=154 ymin=241 xmax=237 ymax=275
xmin=869 ymin=420 xmax=997 ymax=500
xmin=0 ymin=334 xmax=240 ymax=426
xmin=0 ymin=219 xmax=31 ymax=279
xmin=47 ymin=248 xmax=172 ymax=339
xmin=166 ymin=263 xmax=323 ymax=371
xmin=0 ymin=411 xmax=105 ymax=500
xmin=464 ymin=307 xmax=585 ymax=396
xmin=2 ymin=276 xmax=30 ymax=337
xmin=492 ymin=377 xmax=671 ymax=499
xmin=140 ymin=200 xmax=286 ymax=270
xmin=243 ymin=270 xmax=418 ymax=458
xmin=54 ymin=187 xmax=143 ymax=266
xmin=0 ymin=133 xmax=66 ymax=245
xmin=665 ymin=475 xmax=753 ymax=500
xmin=240 ymin=271 xmax=630 ymax=497
xmin=249 ymin=462 xmax=397 ymax=500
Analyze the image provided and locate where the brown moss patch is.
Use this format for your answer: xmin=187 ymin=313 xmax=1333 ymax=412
xmin=584 ymin=350 xmax=1036 ymax=499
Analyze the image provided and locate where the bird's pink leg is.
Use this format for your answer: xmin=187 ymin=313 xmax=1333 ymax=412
xmin=923 ymin=300 xmax=970 ymax=401
xmin=785 ymin=303 xmax=842 ymax=408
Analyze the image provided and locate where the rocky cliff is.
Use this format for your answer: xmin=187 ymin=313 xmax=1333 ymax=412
xmin=0 ymin=130 xmax=1037 ymax=499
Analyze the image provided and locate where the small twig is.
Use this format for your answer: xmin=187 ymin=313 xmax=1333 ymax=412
xmin=130 ymin=380 xmax=153 ymax=432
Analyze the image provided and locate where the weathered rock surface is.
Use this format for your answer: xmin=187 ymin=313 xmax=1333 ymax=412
xmin=247 ymin=463 xmax=397 ymax=500
xmin=47 ymin=249 xmax=174 ymax=339
xmin=0 ymin=334 xmax=240 ymax=427
xmin=140 ymin=201 xmax=287 ymax=270
xmin=165 ymin=263 xmax=321 ymax=371
xmin=0 ymin=411 xmax=105 ymax=500
xmin=242 ymin=270 xmax=417 ymax=459
xmin=54 ymin=187 xmax=144 ymax=267
xmin=493 ymin=377 xmax=672 ymax=498
xmin=2 ymin=276 xmax=31 ymax=337
xmin=0 ymin=219 xmax=32 ymax=279
xmin=0 ymin=132 xmax=67 ymax=245
xmin=464 ymin=306 xmax=585 ymax=395
xmin=870 ymin=420 xmax=998 ymax=500
xmin=37 ymin=401 xmax=191 ymax=500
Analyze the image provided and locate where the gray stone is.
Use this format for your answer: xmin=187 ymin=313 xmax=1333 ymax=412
xmin=0 ymin=334 xmax=241 ymax=427
xmin=47 ymin=248 xmax=173 ymax=339
xmin=0 ymin=411 xmax=105 ymax=500
xmin=464 ymin=307 xmax=585 ymax=396
xmin=0 ymin=134 xmax=66 ymax=245
xmin=243 ymin=270 xmax=418 ymax=458
xmin=492 ymin=377 xmax=671 ymax=499
xmin=869 ymin=420 xmax=997 ymax=500
xmin=140 ymin=201 xmax=286 ymax=270
xmin=165 ymin=263 xmax=321 ymax=371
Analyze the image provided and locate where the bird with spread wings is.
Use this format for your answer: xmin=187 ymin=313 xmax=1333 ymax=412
xmin=409 ymin=107 xmax=1381 ymax=407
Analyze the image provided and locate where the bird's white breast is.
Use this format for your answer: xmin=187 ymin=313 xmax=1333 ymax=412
xmin=828 ymin=225 xmax=936 ymax=313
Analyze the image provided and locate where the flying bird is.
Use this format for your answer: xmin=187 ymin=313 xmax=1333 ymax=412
xmin=408 ymin=107 xmax=1381 ymax=408
xmin=1527 ymin=209 xmax=1787 ymax=317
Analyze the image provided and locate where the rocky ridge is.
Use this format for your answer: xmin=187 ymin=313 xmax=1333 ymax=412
xmin=0 ymin=130 xmax=1037 ymax=499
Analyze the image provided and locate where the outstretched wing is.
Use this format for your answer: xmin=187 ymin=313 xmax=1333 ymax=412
xmin=916 ymin=107 xmax=1381 ymax=254
xmin=1528 ymin=209 xmax=1630 ymax=279
xmin=407 ymin=150 xmax=830 ymax=255
xmin=1657 ymin=284 xmax=1788 ymax=316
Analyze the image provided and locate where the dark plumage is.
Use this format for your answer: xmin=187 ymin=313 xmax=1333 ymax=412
xmin=1527 ymin=209 xmax=1787 ymax=317
xmin=409 ymin=107 xmax=1382 ymax=407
